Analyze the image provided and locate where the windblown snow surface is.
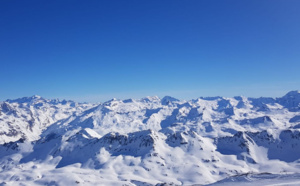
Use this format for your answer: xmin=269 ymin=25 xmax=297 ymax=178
xmin=1 ymin=91 xmax=300 ymax=185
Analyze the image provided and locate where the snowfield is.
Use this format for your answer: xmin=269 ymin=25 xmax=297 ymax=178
xmin=1 ymin=91 xmax=300 ymax=185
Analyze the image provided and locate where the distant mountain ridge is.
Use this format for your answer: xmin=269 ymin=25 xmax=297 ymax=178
xmin=0 ymin=91 xmax=300 ymax=185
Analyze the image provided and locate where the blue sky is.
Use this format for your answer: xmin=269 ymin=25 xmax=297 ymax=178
xmin=1 ymin=0 xmax=299 ymax=102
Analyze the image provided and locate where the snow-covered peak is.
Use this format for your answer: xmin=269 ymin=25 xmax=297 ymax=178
xmin=6 ymin=95 xmax=45 ymax=104
xmin=277 ymin=90 xmax=300 ymax=110
xmin=32 ymin=95 xmax=41 ymax=99
xmin=139 ymin=96 xmax=160 ymax=103
xmin=102 ymin=98 xmax=122 ymax=107
xmin=161 ymin=96 xmax=179 ymax=105
xmin=200 ymin=96 xmax=223 ymax=101
xmin=282 ymin=90 xmax=300 ymax=97
xmin=0 ymin=96 xmax=94 ymax=144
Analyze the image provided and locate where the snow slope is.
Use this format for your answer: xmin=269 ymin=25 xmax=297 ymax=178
xmin=0 ymin=96 xmax=94 ymax=143
xmin=0 ymin=91 xmax=300 ymax=185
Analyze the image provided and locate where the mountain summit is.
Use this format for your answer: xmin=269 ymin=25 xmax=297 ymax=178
xmin=0 ymin=91 xmax=300 ymax=185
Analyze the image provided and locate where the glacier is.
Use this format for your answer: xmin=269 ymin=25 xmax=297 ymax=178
xmin=0 ymin=91 xmax=300 ymax=185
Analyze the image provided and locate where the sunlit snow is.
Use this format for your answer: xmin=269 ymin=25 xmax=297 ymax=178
xmin=1 ymin=91 xmax=300 ymax=185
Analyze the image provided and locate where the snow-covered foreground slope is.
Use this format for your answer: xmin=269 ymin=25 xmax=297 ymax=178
xmin=207 ymin=173 xmax=300 ymax=186
xmin=1 ymin=91 xmax=300 ymax=185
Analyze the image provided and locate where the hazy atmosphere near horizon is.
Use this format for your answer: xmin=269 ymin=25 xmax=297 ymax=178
xmin=1 ymin=0 xmax=299 ymax=102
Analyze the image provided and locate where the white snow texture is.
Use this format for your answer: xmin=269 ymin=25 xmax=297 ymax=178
xmin=1 ymin=91 xmax=300 ymax=185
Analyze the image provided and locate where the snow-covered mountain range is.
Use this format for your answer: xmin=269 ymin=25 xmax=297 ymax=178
xmin=1 ymin=91 xmax=300 ymax=185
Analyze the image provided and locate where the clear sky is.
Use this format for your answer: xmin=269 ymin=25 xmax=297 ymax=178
xmin=1 ymin=0 xmax=299 ymax=102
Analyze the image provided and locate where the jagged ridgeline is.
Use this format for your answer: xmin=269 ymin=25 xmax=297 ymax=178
xmin=0 ymin=91 xmax=300 ymax=185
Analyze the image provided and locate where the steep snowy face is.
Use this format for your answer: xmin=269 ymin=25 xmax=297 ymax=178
xmin=161 ymin=96 xmax=180 ymax=105
xmin=21 ymin=129 xmax=160 ymax=169
xmin=277 ymin=91 xmax=300 ymax=111
xmin=0 ymin=96 xmax=94 ymax=144
xmin=216 ymin=129 xmax=300 ymax=163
